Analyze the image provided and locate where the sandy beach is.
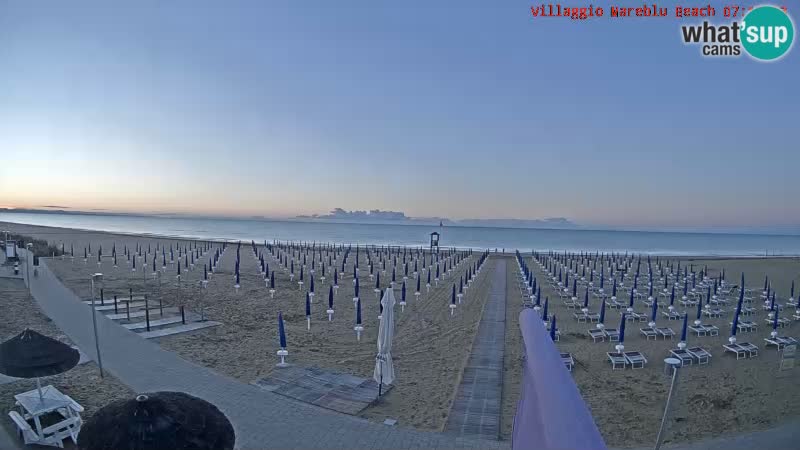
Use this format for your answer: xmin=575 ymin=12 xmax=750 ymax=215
xmin=3 ymin=220 xmax=800 ymax=447
xmin=502 ymin=254 xmax=800 ymax=447
xmin=1 ymin=221 xmax=492 ymax=433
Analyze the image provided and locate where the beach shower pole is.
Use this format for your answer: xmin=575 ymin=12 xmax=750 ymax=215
xmin=91 ymin=273 xmax=105 ymax=378
xmin=654 ymin=359 xmax=681 ymax=450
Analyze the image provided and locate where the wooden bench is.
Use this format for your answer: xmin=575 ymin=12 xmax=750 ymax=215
xmin=8 ymin=411 xmax=39 ymax=445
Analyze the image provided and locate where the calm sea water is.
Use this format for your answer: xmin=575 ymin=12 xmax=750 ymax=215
xmin=1 ymin=212 xmax=799 ymax=256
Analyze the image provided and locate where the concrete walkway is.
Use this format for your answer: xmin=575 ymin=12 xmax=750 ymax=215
xmin=24 ymin=254 xmax=508 ymax=450
xmin=445 ymin=258 xmax=506 ymax=440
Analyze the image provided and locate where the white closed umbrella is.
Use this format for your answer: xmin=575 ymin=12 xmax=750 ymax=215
xmin=374 ymin=287 xmax=396 ymax=395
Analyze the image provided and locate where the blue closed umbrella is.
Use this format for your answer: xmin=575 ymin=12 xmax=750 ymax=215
xmin=696 ymin=294 xmax=702 ymax=320
xmin=773 ymin=307 xmax=779 ymax=331
xmin=619 ymin=314 xmax=626 ymax=343
xmin=629 ymin=288 xmax=635 ymax=309
xmin=731 ymin=306 xmax=740 ymax=337
xmin=599 ymin=299 xmax=606 ymax=324
xmin=278 ymin=312 xmax=287 ymax=349
xmin=612 ymin=278 xmax=617 ymax=298
xmin=549 ymin=315 xmax=557 ymax=341
xmin=306 ymin=292 xmax=311 ymax=318
xmin=680 ymin=313 xmax=688 ymax=342
xmin=583 ymin=289 xmax=589 ymax=309
xmin=670 ymin=285 xmax=675 ymax=306
xmin=356 ymin=299 xmax=362 ymax=325
xmin=650 ymin=297 xmax=658 ymax=323
xmin=542 ymin=298 xmax=549 ymax=321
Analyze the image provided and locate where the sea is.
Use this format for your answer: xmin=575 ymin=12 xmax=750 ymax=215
xmin=1 ymin=212 xmax=800 ymax=256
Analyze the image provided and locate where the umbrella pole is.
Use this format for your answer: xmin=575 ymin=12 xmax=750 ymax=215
xmin=37 ymin=377 xmax=43 ymax=401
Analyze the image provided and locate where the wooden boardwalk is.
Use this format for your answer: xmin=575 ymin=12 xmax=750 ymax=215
xmin=445 ymin=258 xmax=507 ymax=440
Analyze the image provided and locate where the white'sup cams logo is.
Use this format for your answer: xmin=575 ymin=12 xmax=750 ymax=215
xmin=681 ymin=5 xmax=794 ymax=61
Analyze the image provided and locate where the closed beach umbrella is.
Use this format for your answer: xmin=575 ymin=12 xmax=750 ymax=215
xmin=78 ymin=392 xmax=234 ymax=450
xmin=278 ymin=312 xmax=287 ymax=349
xmin=598 ymin=299 xmax=606 ymax=325
xmin=374 ymin=288 xmax=396 ymax=394
xmin=549 ymin=315 xmax=557 ymax=341
xmin=0 ymin=329 xmax=80 ymax=400
xmin=649 ymin=297 xmax=658 ymax=327
xmin=679 ymin=313 xmax=688 ymax=349
xmin=619 ymin=314 xmax=626 ymax=343
xmin=305 ymin=292 xmax=312 ymax=330
xmin=542 ymin=297 xmax=549 ymax=322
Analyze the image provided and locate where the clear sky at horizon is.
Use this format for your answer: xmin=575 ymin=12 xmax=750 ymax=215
xmin=1 ymin=1 xmax=797 ymax=229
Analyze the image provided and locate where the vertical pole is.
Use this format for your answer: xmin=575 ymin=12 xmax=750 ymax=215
xmin=145 ymin=294 xmax=151 ymax=332
xmin=114 ymin=295 xmax=118 ymax=314
xmin=90 ymin=278 xmax=104 ymax=378
xmin=654 ymin=364 xmax=680 ymax=450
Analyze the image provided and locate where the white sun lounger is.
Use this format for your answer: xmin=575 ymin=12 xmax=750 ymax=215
xmin=603 ymin=328 xmax=620 ymax=341
xmin=723 ymin=343 xmax=748 ymax=359
xmin=630 ymin=312 xmax=649 ymax=322
xmin=764 ymin=317 xmax=790 ymax=328
xmin=738 ymin=342 xmax=758 ymax=357
xmin=561 ymin=353 xmax=575 ymax=372
xmin=734 ymin=321 xmax=757 ymax=332
xmin=624 ymin=351 xmax=647 ymax=369
xmin=687 ymin=347 xmax=711 ymax=364
xmin=764 ymin=336 xmax=797 ymax=349
xmin=657 ymin=327 xmax=675 ymax=339
xmin=588 ymin=329 xmax=606 ymax=342
xmin=661 ymin=311 xmax=682 ymax=321
xmin=670 ymin=348 xmax=693 ymax=366
xmin=607 ymin=352 xmax=627 ymax=370
xmin=703 ymin=308 xmax=724 ymax=318
xmin=640 ymin=327 xmax=658 ymax=340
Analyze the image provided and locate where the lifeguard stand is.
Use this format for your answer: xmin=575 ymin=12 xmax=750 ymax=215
xmin=430 ymin=232 xmax=440 ymax=254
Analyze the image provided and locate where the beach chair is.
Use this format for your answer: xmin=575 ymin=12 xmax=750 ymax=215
xmin=631 ymin=312 xmax=649 ymax=322
xmin=670 ymin=348 xmax=693 ymax=366
xmin=794 ymin=310 xmax=800 ymax=321
xmin=764 ymin=336 xmax=797 ymax=349
xmin=689 ymin=324 xmax=707 ymax=336
xmin=703 ymin=308 xmax=724 ymax=318
xmin=624 ymin=351 xmax=647 ymax=369
xmin=603 ymin=328 xmax=620 ymax=341
xmin=723 ymin=343 xmax=748 ymax=359
xmin=563 ymin=298 xmax=579 ymax=309
xmin=738 ymin=342 xmax=759 ymax=357
xmin=661 ymin=310 xmax=681 ymax=321
xmin=741 ymin=306 xmax=755 ymax=316
xmin=657 ymin=327 xmax=675 ymax=339
xmin=588 ymin=329 xmax=605 ymax=342
xmin=703 ymin=324 xmax=719 ymax=336
xmin=607 ymin=352 xmax=627 ymax=370
xmin=736 ymin=321 xmax=757 ymax=332
xmin=687 ymin=347 xmax=711 ymax=365
xmin=640 ymin=327 xmax=658 ymax=340
xmin=586 ymin=312 xmax=600 ymax=322
xmin=561 ymin=353 xmax=574 ymax=372
xmin=573 ymin=312 xmax=589 ymax=322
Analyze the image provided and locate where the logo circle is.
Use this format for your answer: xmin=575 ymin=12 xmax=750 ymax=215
xmin=741 ymin=6 xmax=794 ymax=61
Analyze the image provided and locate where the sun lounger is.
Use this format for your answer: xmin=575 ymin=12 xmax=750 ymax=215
xmin=573 ymin=312 xmax=589 ymax=322
xmin=693 ymin=324 xmax=719 ymax=336
xmin=624 ymin=351 xmax=647 ymax=369
xmin=670 ymin=348 xmax=693 ymax=366
xmin=563 ymin=298 xmax=579 ymax=308
xmin=588 ymin=329 xmax=606 ymax=342
xmin=734 ymin=321 xmax=757 ymax=332
xmin=738 ymin=342 xmax=758 ymax=357
xmin=630 ymin=311 xmax=648 ymax=322
xmin=703 ymin=308 xmax=724 ymax=318
xmin=764 ymin=336 xmax=797 ymax=349
xmin=607 ymin=352 xmax=627 ymax=370
xmin=661 ymin=310 xmax=681 ymax=321
xmin=640 ymin=327 xmax=658 ymax=340
xmin=657 ymin=327 xmax=675 ymax=339
xmin=687 ymin=347 xmax=711 ymax=364
xmin=740 ymin=306 xmax=755 ymax=316
xmin=604 ymin=328 xmax=620 ymax=341
xmin=764 ymin=317 xmax=790 ymax=328
xmin=723 ymin=343 xmax=748 ymax=359
xmin=561 ymin=353 xmax=574 ymax=372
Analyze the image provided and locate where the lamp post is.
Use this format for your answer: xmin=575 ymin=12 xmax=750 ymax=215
xmin=90 ymin=273 xmax=105 ymax=378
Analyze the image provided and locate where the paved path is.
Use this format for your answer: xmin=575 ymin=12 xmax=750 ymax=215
xmin=24 ymin=253 xmax=508 ymax=450
xmin=445 ymin=258 xmax=506 ymax=440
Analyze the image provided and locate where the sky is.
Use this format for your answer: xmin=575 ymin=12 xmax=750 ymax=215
xmin=0 ymin=1 xmax=798 ymax=229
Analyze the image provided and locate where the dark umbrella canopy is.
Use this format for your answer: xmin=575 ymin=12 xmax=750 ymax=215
xmin=78 ymin=391 xmax=235 ymax=450
xmin=0 ymin=329 xmax=79 ymax=378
